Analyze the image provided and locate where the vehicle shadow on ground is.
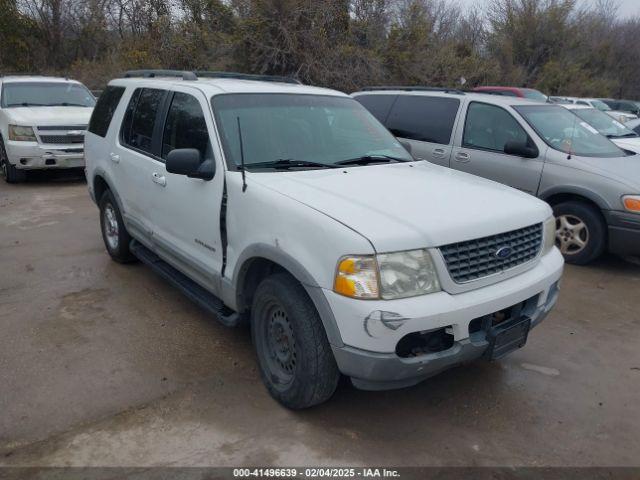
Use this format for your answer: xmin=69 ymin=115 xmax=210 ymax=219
xmin=21 ymin=169 xmax=86 ymax=185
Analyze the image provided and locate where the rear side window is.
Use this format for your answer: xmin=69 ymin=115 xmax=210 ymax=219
xmin=354 ymin=94 xmax=396 ymax=123
xmin=385 ymin=96 xmax=460 ymax=145
xmin=88 ymin=86 xmax=125 ymax=137
xmin=463 ymin=102 xmax=529 ymax=153
xmin=121 ymin=88 xmax=166 ymax=156
xmin=161 ymin=92 xmax=211 ymax=160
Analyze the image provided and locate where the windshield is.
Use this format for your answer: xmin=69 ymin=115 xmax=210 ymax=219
xmin=1 ymin=82 xmax=96 ymax=108
xmin=522 ymin=89 xmax=548 ymax=102
xmin=572 ymin=108 xmax=638 ymax=139
xmin=212 ymin=94 xmax=412 ymax=169
xmin=590 ymin=100 xmax=611 ymax=111
xmin=515 ymin=105 xmax=625 ymax=158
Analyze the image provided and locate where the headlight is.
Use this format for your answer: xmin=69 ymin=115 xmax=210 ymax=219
xmin=333 ymin=249 xmax=441 ymax=300
xmin=378 ymin=249 xmax=440 ymax=299
xmin=623 ymin=195 xmax=640 ymax=213
xmin=8 ymin=125 xmax=36 ymax=142
xmin=542 ymin=215 xmax=556 ymax=255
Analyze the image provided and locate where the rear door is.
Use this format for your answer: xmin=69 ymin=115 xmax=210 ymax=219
xmin=450 ymin=101 xmax=545 ymax=195
xmin=145 ymin=86 xmax=225 ymax=291
xmin=113 ymin=87 xmax=169 ymax=241
xmin=383 ymin=95 xmax=461 ymax=166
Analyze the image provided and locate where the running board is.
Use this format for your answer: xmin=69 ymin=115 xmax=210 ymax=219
xmin=130 ymin=240 xmax=240 ymax=327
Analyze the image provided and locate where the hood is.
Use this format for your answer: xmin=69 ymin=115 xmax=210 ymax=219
xmin=4 ymin=106 xmax=93 ymax=127
xmin=250 ymin=162 xmax=552 ymax=252
xmin=572 ymin=152 xmax=640 ymax=190
xmin=612 ymin=136 xmax=640 ymax=154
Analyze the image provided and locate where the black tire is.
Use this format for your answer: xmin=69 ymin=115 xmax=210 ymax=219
xmin=251 ymin=273 xmax=339 ymax=409
xmin=553 ymin=201 xmax=606 ymax=265
xmin=0 ymin=136 xmax=26 ymax=183
xmin=99 ymin=190 xmax=136 ymax=263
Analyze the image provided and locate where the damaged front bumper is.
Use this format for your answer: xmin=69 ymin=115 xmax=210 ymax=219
xmin=5 ymin=140 xmax=85 ymax=170
xmin=326 ymin=248 xmax=564 ymax=391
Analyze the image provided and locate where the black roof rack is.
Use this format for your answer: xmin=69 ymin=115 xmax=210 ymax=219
xmin=121 ymin=69 xmax=301 ymax=84
xmin=123 ymin=70 xmax=198 ymax=81
xmin=359 ymin=86 xmax=465 ymax=95
xmin=195 ymin=71 xmax=301 ymax=84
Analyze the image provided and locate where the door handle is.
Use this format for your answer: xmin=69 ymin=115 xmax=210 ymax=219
xmin=152 ymin=172 xmax=166 ymax=187
xmin=432 ymin=148 xmax=446 ymax=159
xmin=454 ymin=152 xmax=470 ymax=163
xmin=109 ymin=153 xmax=120 ymax=164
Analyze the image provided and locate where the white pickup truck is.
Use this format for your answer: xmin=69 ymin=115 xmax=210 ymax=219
xmin=85 ymin=70 xmax=563 ymax=408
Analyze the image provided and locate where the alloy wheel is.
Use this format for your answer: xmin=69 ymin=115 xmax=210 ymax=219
xmin=556 ymin=214 xmax=589 ymax=255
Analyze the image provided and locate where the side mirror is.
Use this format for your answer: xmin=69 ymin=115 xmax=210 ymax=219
xmin=504 ymin=140 xmax=538 ymax=159
xmin=166 ymin=148 xmax=214 ymax=180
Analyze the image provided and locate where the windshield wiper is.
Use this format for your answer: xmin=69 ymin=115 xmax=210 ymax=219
xmin=334 ymin=154 xmax=411 ymax=166
xmin=607 ymin=133 xmax=639 ymax=139
xmin=243 ymin=158 xmax=339 ymax=170
xmin=46 ymin=102 xmax=89 ymax=107
xmin=6 ymin=102 xmax=46 ymax=107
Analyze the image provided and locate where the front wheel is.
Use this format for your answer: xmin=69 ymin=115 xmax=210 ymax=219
xmin=251 ymin=273 xmax=340 ymax=409
xmin=0 ymin=137 xmax=26 ymax=183
xmin=553 ymin=201 xmax=606 ymax=265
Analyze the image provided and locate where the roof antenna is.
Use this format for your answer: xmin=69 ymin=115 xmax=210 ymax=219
xmin=237 ymin=116 xmax=247 ymax=192
xmin=567 ymin=109 xmax=578 ymax=160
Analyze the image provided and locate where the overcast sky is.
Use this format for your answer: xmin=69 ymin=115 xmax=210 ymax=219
xmin=456 ymin=0 xmax=640 ymax=18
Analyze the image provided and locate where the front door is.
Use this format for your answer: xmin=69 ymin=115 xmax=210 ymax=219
xmin=451 ymin=101 xmax=544 ymax=195
xmin=145 ymin=87 xmax=225 ymax=292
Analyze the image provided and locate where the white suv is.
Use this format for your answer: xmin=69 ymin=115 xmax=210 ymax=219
xmin=85 ymin=70 xmax=563 ymax=408
xmin=0 ymin=75 xmax=95 ymax=183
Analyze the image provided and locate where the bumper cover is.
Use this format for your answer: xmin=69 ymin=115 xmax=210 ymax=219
xmin=327 ymin=249 xmax=564 ymax=391
xmin=5 ymin=141 xmax=84 ymax=170
xmin=606 ymin=210 xmax=640 ymax=257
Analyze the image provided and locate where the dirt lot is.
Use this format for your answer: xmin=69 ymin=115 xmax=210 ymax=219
xmin=0 ymin=173 xmax=639 ymax=467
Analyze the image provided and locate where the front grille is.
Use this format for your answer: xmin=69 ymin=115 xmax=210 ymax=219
xmin=37 ymin=125 xmax=87 ymax=131
xmin=40 ymin=134 xmax=84 ymax=144
xmin=440 ymin=223 xmax=543 ymax=283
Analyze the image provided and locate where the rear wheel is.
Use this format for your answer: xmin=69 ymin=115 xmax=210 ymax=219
xmin=251 ymin=273 xmax=339 ymax=409
xmin=553 ymin=201 xmax=606 ymax=265
xmin=0 ymin=137 xmax=26 ymax=183
xmin=99 ymin=190 xmax=136 ymax=263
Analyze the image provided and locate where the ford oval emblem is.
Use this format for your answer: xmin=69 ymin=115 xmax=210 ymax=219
xmin=495 ymin=246 xmax=512 ymax=259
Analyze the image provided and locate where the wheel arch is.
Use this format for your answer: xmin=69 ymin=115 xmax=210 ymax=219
xmin=539 ymin=186 xmax=610 ymax=211
xmin=92 ymin=168 xmax=126 ymax=215
xmin=232 ymin=245 xmax=344 ymax=347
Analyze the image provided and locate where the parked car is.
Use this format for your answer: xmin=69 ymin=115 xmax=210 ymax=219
xmin=353 ymin=87 xmax=640 ymax=264
xmin=561 ymin=97 xmax=638 ymax=124
xmin=600 ymin=99 xmax=640 ymax=117
xmin=626 ymin=118 xmax=640 ymax=135
xmin=562 ymin=104 xmax=640 ymax=154
xmin=473 ymin=86 xmax=548 ymax=102
xmin=548 ymin=96 xmax=573 ymax=104
xmin=85 ymin=70 xmax=563 ymax=408
xmin=0 ymin=75 xmax=96 ymax=183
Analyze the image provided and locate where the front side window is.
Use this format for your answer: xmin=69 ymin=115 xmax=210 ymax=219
xmin=385 ymin=95 xmax=460 ymax=145
xmin=463 ymin=102 xmax=530 ymax=153
xmin=212 ymin=94 xmax=412 ymax=169
xmin=1 ymin=82 xmax=96 ymax=108
xmin=88 ymin=86 xmax=125 ymax=137
xmin=515 ymin=105 xmax=625 ymax=158
xmin=121 ymin=88 xmax=166 ymax=156
xmin=572 ymin=108 xmax=638 ymax=139
xmin=162 ymin=92 xmax=211 ymax=160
